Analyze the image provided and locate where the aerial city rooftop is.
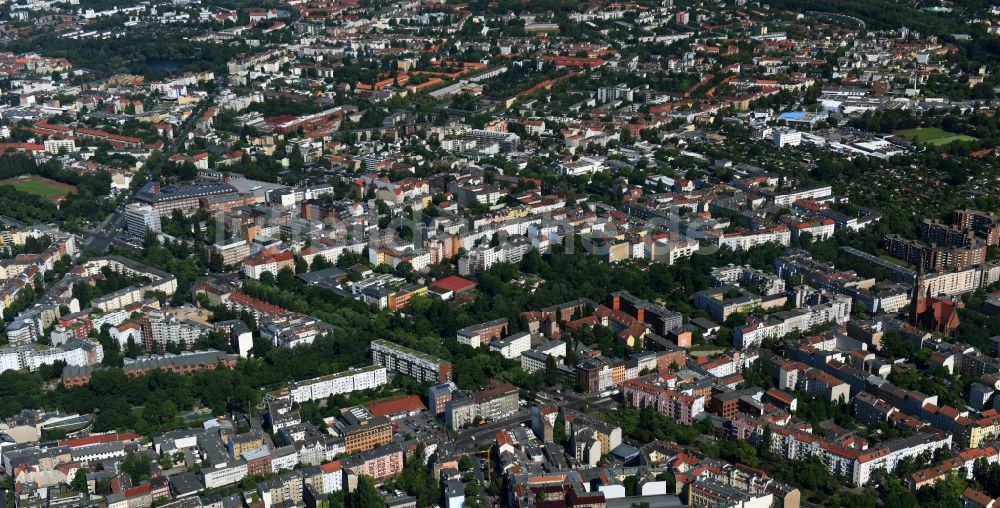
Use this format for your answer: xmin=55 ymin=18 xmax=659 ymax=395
xmin=1 ymin=0 xmax=1000 ymax=508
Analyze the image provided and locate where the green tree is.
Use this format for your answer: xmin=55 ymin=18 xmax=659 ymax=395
xmin=348 ymin=475 xmax=385 ymax=508
xmin=122 ymin=454 xmax=153 ymax=484
xmin=623 ymin=475 xmax=638 ymax=496
xmin=259 ymin=271 xmax=276 ymax=286
xmin=544 ymin=355 xmax=559 ymax=386
xmin=71 ymin=467 xmax=90 ymax=492
xmin=458 ymin=455 xmax=474 ymax=471
xmin=385 ymin=449 xmax=437 ymax=507
xmin=553 ymin=418 xmax=566 ymax=444
xmin=276 ymin=267 xmax=297 ymax=291
xmin=311 ymin=255 xmax=332 ymax=271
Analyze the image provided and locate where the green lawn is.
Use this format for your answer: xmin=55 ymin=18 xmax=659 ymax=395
xmin=895 ymin=127 xmax=978 ymax=145
xmin=1 ymin=176 xmax=74 ymax=199
xmin=924 ymin=134 xmax=979 ymax=145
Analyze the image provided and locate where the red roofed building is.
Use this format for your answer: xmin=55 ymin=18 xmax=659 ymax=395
xmin=784 ymin=217 xmax=836 ymax=241
xmin=429 ymin=275 xmax=477 ymax=296
xmin=59 ymin=432 xmax=142 ymax=449
xmin=542 ymin=56 xmax=606 ymax=68
xmin=241 ymin=248 xmax=295 ymax=280
xmin=75 ymin=128 xmax=142 ymax=148
xmin=265 ymin=114 xmax=298 ymax=126
xmin=962 ymin=487 xmax=996 ymax=508
xmin=621 ymin=379 xmax=706 ymax=425
xmin=0 ymin=143 xmax=45 ymax=154
xmin=910 ymin=273 xmax=963 ymax=335
xmin=319 ymin=460 xmax=343 ymax=493
xmin=124 ymin=484 xmax=151 ymax=501
xmin=765 ymin=388 xmax=797 ymax=411
xmin=908 ymin=447 xmax=999 ymax=490
xmin=365 ymin=395 xmax=427 ymax=420
xmin=226 ymin=292 xmax=288 ymax=320
xmin=593 ymin=305 xmax=648 ymax=347
xmin=33 ymin=121 xmax=73 ymax=136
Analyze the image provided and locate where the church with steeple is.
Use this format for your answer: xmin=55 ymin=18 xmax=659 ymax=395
xmin=909 ymin=270 xmax=963 ymax=336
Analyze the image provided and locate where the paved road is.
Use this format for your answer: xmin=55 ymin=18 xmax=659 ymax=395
xmin=82 ymin=210 xmax=125 ymax=253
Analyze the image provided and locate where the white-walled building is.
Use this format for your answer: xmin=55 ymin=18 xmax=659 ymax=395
xmin=772 ymin=128 xmax=801 ymax=148
xmin=489 ymin=331 xmax=532 ymax=359
xmin=282 ymin=366 xmax=389 ymax=404
xmin=124 ymin=203 xmax=162 ymax=241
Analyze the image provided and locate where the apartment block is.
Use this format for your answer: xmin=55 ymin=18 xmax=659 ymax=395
xmin=370 ymin=339 xmax=452 ymax=383
xmin=885 ymin=234 xmax=986 ymax=272
xmin=456 ymin=318 xmax=509 ymax=348
xmin=445 ymin=382 xmax=519 ymax=429
xmin=337 ymin=414 xmax=393 ymax=454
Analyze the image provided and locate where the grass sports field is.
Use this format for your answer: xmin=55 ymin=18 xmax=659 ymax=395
xmin=895 ymin=127 xmax=978 ymax=146
xmin=0 ymin=175 xmax=77 ymax=201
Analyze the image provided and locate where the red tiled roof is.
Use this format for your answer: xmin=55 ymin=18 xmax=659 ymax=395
xmin=541 ymin=56 xmax=606 ymax=68
xmin=766 ymin=389 xmax=795 ymax=404
xmin=430 ymin=275 xmax=477 ymax=294
xmin=265 ymin=114 xmax=298 ymax=125
xmin=35 ymin=121 xmax=72 ymax=133
xmin=229 ymin=292 xmax=286 ymax=315
xmin=125 ymin=484 xmax=151 ymax=498
xmin=59 ymin=432 xmax=141 ymax=448
xmin=365 ymin=395 xmax=426 ymax=417
xmin=319 ymin=460 xmax=342 ymax=473
xmin=963 ymin=488 xmax=994 ymax=505
xmin=76 ymin=128 xmax=141 ymax=144
xmin=0 ymin=143 xmax=44 ymax=152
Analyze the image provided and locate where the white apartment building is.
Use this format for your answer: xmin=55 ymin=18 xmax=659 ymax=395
xmin=789 ymin=219 xmax=836 ymax=241
xmin=285 ymin=366 xmax=389 ymax=404
xmin=646 ymin=237 xmax=700 ymax=265
xmin=488 ymin=332 xmax=532 ymax=359
xmin=772 ymin=128 xmax=801 ymax=148
xmin=71 ymin=442 xmax=126 ymax=465
xmin=143 ymin=312 xmax=209 ymax=349
xmin=716 ymin=226 xmax=791 ymax=251
xmin=242 ymin=258 xmax=279 ymax=280
xmin=0 ymin=340 xmax=103 ymax=373
xmin=558 ymin=157 xmax=605 ymax=176
xmin=924 ymin=268 xmax=982 ymax=297
xmin=202 ymin=462 xmax=248 ymax=489
xmin=521 ymin=340 xmax=569 ymax=373
xmin=270 ymin=448 xmax=299 ymax=473
xmin=299 ymin=240 xmax=364 ymax=267
xmin=764 ymin=428 xmax=950 ymax=487
xmin=0 ymin=348 xmax=24 ymax=372
xmin=23 ymin=345 xmax=90 ymax=371
xmin=80 ymin=257 xmax=177 ymax=311
xmin=44 ymin=139 xmax=76 ymax=154
xmin=734 ymin=294 xmax=852 ymax=349
xmin=320 ymin=462 xmax=343 ymax=494
xmin=458 ymin=239 xmax=532 ymax=275
xmin=124 ymin=203 xmax=162 ymax=241
xmin=771 ymin=185 xmax=832 ymax=207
